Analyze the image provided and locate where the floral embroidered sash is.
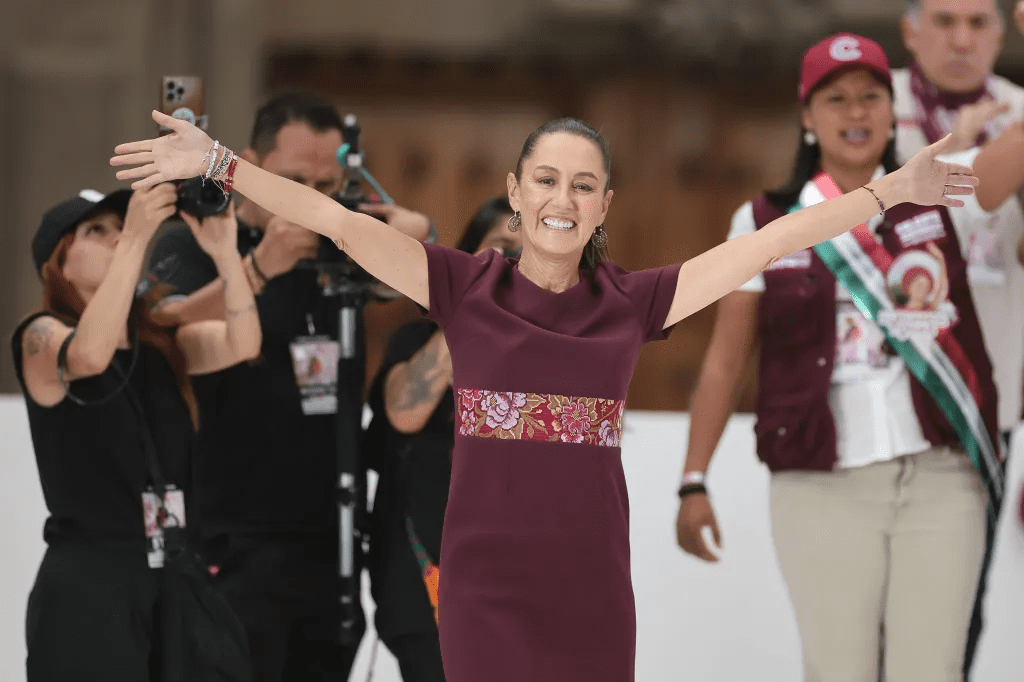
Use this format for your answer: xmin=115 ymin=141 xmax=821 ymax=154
xmin=456 ymin=389 xmax=625 ymax=447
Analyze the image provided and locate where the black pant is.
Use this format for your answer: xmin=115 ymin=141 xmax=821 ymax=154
xmin=384 ymin=632 xmax=446 ymax=682
xmin=205 ymin=534 xmax=365 ymax=682
xmin=26 ymin=543 xmax=164 ymax=682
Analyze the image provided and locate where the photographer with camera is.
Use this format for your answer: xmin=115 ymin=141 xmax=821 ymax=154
xmin=12 ymin=184 xmax=259 ymax=681
xmin=144 ymin=91 xmax=432 ymax=682
xmin=365 ymin=196 xmax=520 ymax=682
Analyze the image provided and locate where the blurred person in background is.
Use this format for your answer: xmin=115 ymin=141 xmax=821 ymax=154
xmin=143 ymin=92 xmax=432 ymax=682
xmin=898 ymin=0 xmax=1024 ymax=436
xmin=898 ymin=1 xmax=1024 ymax=671
xmin=675 ymin=33 xmax=1024 ymax=682
xmin=365 ymin=196 xmax=520 ymax=682
xmin=13 ymin=185 xmax=259 ymax=681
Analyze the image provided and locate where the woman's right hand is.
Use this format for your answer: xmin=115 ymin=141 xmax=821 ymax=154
xmin=676 ymin=494 xmax=722 ymax=563
xmin=121 ymin=182 xmax=178 ymax=244
xmin=110 ymin=110 xmax=214 ymax=189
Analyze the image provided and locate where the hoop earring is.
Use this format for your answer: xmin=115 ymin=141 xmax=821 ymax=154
xmin=507 ymin=211 xmax=521 ymax=232
xmin=803 ymin=131 xmax=818 ymax=146
xmin=591 ymin=225 xmax=608 ymax=249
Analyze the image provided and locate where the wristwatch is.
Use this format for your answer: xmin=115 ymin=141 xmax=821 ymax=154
xmin=678 ymin=471 xmax=707 ymax=499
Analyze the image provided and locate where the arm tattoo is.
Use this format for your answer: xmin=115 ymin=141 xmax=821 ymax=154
xmin=24 ymin=318 xmax=53 ymax=356
xmin=392 ymin=341 xmax=447 ymax=412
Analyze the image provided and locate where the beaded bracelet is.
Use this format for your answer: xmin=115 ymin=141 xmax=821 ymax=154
xmin=222 ymin=155 xmax=239 ymax=195
xmin=864 ymin=185 xmax=885 ymax=217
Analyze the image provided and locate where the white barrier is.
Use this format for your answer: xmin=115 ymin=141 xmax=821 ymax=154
xmin=1 ymin=398 xmax=1021 ymax=681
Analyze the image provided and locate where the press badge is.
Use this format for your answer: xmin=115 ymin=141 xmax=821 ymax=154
xmin=142 ymin=485 xmax=186 ymax=569
xmin=290 ymin=335 xmax=340 ymax=416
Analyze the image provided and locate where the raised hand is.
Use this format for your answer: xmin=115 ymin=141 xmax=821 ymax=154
xmin=122 ymin=183 xmax=178 ymax=243
xmin=181 ymin=203 xmax=239 ymax=263
xmin=894 ymin=133 xmax=979 ymax=208
xmin=250 ymin=215 xmax=321 ymax=279
xmin=110 ymin=111 xmax=214 ymax=189
xmin=949 ymin=99 xmax=1012 ymax=151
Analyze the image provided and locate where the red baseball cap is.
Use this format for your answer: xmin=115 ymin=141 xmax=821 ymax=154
xmin=799 ymin=33 xmax=892 ymax=103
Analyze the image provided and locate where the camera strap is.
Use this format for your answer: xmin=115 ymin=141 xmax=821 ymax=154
xmin=109 ymin=356 xmax=187 ymax=568
xmin=57 ymin=325 xmax=140 ymax=407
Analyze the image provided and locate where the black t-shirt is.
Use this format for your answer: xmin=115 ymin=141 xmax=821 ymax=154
xmin=12 ymin=312 xmax=195 ymax=548
xmin=148 ymin=222 xmax=344 ymax=537
xmin=366 ymin=319 xmax=454 ymax=638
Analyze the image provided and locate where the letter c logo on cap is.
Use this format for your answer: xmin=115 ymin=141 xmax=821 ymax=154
xmin=830 ymin=36 xmax=862 ymax=62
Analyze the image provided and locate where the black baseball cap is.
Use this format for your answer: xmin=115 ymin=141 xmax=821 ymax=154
xmin=32 ymin=189 xmax=133 ymax=274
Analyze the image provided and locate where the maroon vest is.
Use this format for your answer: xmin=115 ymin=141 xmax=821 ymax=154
xmin=751 ymin=196 xmax=999 ymax=472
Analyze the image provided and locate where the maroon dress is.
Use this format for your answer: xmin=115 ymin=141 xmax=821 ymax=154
xmin=422 ymin=243 xmax=680 ymax=682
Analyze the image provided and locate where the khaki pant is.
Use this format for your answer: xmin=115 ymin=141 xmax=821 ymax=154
xmin=771 ymin=446 xmax=987 ymax=682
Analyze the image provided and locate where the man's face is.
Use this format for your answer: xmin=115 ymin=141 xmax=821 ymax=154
xmin=258 ymin=122 xmax=344 ymax=193
xmin=903 ymin=0 xmax=1004 ymax=93
xmin=244 ymin=122 xmax=344 ymax=227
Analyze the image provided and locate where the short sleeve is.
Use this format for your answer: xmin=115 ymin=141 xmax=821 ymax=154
xmin=614 ymin=263 xmax=683 ymax=343
xmin=726 ymin=202 xmax=765 ymax=293
xmin=422 ymin=242 xmax=498 ymax=328
xmin=147 ymin=224 xmax=218 ymax=297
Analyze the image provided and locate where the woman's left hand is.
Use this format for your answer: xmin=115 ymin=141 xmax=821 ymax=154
xmin=897 ymin=133 xmax=979 ymax=208
xmin=181 ymin=202 xmax=239 ymax=263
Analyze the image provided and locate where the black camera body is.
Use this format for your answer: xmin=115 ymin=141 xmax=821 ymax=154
xmin=176 ymin=176 xmax=232 ymax=218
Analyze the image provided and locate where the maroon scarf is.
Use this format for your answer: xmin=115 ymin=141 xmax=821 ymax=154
xmin=908 ymin=60 xmax=998 ymax=145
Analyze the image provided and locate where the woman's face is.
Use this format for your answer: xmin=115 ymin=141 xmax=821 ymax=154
xmin=62 ymin=210 xmax=123 ymax=299
xmin=473 ymin=213 xmax=524 ymax=257
xmin=802 ymin=69 xmax=894 ymax=173
xmin=507 ymin=132 xmax=612 ymax=262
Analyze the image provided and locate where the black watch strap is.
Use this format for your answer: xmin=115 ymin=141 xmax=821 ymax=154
xmin=677 ymin=483 xmax=707 ymax=499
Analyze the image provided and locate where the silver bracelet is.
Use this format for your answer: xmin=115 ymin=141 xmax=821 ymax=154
xmin=198 ymin=143 xmax=216 ymax=174
xmin=204 ymin=141 xmax=221 ymax=179
xmin=211 ymin=147 xmax=233 ymax=183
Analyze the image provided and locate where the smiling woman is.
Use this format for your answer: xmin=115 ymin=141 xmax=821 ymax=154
xmin=111 ymin=99 xmax=972 ymax=681
xmin=510 ymin=118 xmax=612 ymax=275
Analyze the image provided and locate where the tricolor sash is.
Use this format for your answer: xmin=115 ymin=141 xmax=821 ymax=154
xmin=794 ymin=173 xmax=1004 ymax=520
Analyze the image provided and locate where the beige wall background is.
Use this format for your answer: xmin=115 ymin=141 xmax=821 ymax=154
xmin=3 ymin=0 xmax=1024 ymax=409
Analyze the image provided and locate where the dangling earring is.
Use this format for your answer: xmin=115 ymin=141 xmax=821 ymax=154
xmin=507 ymin=211 xmax=521 ymax=232
xmin=591 ymin=225 xmax=608 ymax=249
xmin=803 ymin=131 xmax=818 ymax=146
